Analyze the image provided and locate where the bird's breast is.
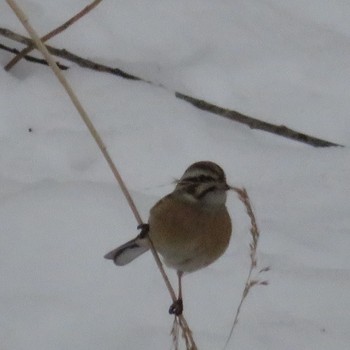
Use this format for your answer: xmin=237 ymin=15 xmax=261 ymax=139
xmin=148 ymin=198 xmax=232 ymax=272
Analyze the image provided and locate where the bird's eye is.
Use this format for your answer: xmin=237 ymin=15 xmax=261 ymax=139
xmin=188 ymin=175 xmax=215 ymax=183
xmin=197 ymin=185 xmax=216 ymax=198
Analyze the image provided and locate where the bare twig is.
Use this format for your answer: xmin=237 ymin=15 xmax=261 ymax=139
xmin=0 ymin=27 xmax=343 ymax=148
xmin=0 ymin=27 xmax=143 ymax=79
xmin=5 ymin=2 xmax=197 ymax=349
xmin=175 ymin=92 xmax=343 ymax=148
xmin=0 ymin=42 xmax=68 ymax=69
xmin=223 ymin=187 xmax=269 ymax=349
xmin=4 ymin=0 xmax=103 ymax=71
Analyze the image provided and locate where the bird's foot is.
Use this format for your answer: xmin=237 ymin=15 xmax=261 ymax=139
xmin=137 ymin=223 xmax=150 ymax=238
xmin=169 ymin=298 xmax=183 ymax=316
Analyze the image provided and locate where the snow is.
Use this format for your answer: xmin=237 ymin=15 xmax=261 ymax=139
xmin=1 ymin=1 xmax=350 ymax=349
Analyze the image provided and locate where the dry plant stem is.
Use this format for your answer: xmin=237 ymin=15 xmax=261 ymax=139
xmin=148 ymin=239 xmax=199 ymax=349
xmin=178 ymin=315 xmax=197 ymax=350
xmin=223 ymin=187 xmax=264 ymax=349
xmin=149 ymin=236 xmax=197 ymax=349
xmin=223 ymin=261 xmax=254 ymax=349
xmin=5 ymin=0 xmax=142 ymax=227
xmin=172 ymin=316 xmax=198 ymax=350
xmin=148 ymin=238 xmax=177 ymax=303
xmin=0 ymin=28 xmax=342 ymax=148
xmin=5 ymin=0 xmax=103 ymax=71
xmin=5 ymin=2 xmax=196 ymax=348
xmin=171 ymin=318 xmax=180 ymax=350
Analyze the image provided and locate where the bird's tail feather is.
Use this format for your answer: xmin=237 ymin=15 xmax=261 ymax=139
xmin=104 ymin=237 xmax=149 ymax=266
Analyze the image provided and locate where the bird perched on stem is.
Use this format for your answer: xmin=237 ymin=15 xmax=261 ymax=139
xmin=105 ymin=161 xmax=232 ymax=315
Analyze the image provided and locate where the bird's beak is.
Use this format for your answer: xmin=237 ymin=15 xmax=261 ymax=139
xmin=223 ymin=183 xmax=231 ymax=191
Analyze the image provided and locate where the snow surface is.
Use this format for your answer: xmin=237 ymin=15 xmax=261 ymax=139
xmin=1 ymin=1 xmax=350 ymax=349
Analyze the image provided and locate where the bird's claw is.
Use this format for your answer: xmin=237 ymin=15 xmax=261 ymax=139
xmin=137 ymin=223 xmax=150 ymax=238
xmin=169 ymin=299 xmax=183 ymax=316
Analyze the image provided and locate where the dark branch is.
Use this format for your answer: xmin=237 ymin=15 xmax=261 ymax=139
xmin=0 ymin=28 xmax=143 ymax=81
xmin=59 ymin=48 xmax=144 ymax=81
xmin=175 ymin=92 xmax=343 ymax=148
xmin=0 ymin=27 xmax=343 ymax=148
xmin=0 ymin=42 xmax=68 ymax=69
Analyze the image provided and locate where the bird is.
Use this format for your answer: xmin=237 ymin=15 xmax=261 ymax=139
xmin=104 ymin=161 xmax=232 ymax=315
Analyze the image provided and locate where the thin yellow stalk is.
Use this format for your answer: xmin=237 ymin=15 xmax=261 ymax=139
xmin=5 ymin=1 xmax=197 ymax=349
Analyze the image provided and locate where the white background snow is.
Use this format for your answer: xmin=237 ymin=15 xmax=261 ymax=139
xmin=1 ymin=1 xmax=350 ymax=349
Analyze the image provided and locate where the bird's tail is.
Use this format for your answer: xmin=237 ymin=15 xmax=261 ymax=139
xmin=104 ymin=236 xmax=150 ymax=266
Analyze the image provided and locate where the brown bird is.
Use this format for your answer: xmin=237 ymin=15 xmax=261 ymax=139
xmin=105 ymin=161 xmax=232 ymax=315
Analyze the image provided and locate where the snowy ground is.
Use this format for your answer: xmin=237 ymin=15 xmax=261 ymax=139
xmin=1 ymin=1 xmax=350 ymax=349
